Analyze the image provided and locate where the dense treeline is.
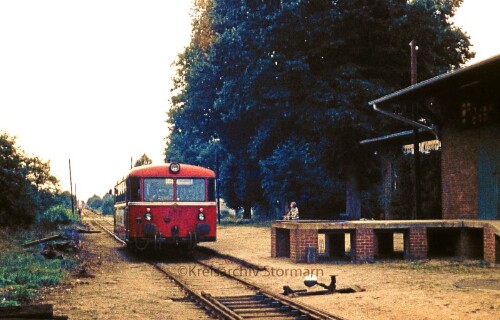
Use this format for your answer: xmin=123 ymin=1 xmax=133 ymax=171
xmin=87 ymin=194 xmax=114 ymax=215
xmin=166 ymin=0 xmax=473 ymax=219
xmin=0 ymin=132 xmax=76 ymax=227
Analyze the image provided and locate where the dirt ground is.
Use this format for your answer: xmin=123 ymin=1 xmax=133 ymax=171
xmin=204 ymin=226 xmax=500 ymax=320
xmin=40 ymin=222 xmax=500 ymax=320
xmin=37 ymin=227 xmax=209 ymax=320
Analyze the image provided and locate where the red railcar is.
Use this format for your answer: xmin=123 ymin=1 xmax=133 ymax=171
xmin=113 ymin=162 xmax=216 ymax=250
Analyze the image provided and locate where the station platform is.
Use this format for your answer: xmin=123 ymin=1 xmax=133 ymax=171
xmin=271 ymin=220 xmax=500 ymax=264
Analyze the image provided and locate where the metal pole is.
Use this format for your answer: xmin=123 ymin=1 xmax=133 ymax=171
xmin=410 ymin=40 xmax=421 ymax=220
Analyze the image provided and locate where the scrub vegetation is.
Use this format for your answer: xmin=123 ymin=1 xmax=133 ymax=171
xmin=0 ymin=131 xmax=80 ymax=306
xmin=0 ymin=230 xmax=76 ymax=306
xmin=0 ymin=131 xmax=75 ymax=227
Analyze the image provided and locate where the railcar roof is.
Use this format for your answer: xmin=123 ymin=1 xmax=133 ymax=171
xmin=127 ymin=163 xmax=215 ymax=178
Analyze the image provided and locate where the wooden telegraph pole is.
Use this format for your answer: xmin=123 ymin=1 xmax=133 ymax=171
xmin=410 ymin=40 xmax=421 ymax=220
xmin=69 ymin=159 xmax=75 ymax=215
xmin=216 ymin=152 xmax=221 ymax=224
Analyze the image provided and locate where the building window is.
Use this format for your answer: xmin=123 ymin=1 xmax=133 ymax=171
xmin=461 ymin=101 xmax=494 ymax=127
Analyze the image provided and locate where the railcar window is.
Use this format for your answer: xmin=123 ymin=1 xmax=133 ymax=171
xmin=176 ymin=178 xmax=205 ymax=201
xmin=128 ymin=178 xmax=141 ymax=202
xmin=114 ymin=181 xmax=126 ymax=203
xmin=144 ymin=178 xmax=174 ymax=202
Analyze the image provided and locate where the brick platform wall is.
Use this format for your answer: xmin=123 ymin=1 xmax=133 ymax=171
xmin=290 ymin=229 xmax=318 ymax=263
xmin=441 ymin=124 xmax=479 ymax=219
xmin=408 ymin=226 xmax=428 ymax=259
xmin=354 ymin=228 xmax=374 ymax=262
xmin=483 ymin=226 xmax=497 ymax=264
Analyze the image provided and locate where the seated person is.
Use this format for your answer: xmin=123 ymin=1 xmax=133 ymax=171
xmin=283 ymin=201 xmax=299 ymax=220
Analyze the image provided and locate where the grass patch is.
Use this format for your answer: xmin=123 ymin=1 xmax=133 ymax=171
xmin=394 ymin=259 xmax=491 ymax=274
xmin=0 ymin=230 xmax=76 ymax=306
xmin=219 ymin=218 xmax=272 ymax=228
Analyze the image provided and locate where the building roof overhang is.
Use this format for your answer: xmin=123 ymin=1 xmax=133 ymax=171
xmin=360 ymin=129 xmax=436 ymax=146
xmin=368 ymin=54 xmax=500 ymax=107
xmin=362 ymin=54 xmax=500 ymax=146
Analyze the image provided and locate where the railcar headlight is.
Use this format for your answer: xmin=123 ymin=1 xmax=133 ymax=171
xmin=169 ymin=162 xmax=180 ymax=173
xmin=198 ymin=212 xmax=205 ymax=221
xmin=144 ymin=212 xmax=153 ymax=221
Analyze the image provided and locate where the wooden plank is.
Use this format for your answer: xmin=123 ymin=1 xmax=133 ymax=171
xmin=77 ymin=228 xmax=102 ymax=234
xmin=0 ymin=304 xmax=53 ymax=318
xmin=23 ymin=235 xmax=62 ymax=247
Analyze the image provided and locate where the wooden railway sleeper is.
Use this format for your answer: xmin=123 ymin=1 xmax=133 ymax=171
xmin=201 ymin=292 xmax=244 ymax=320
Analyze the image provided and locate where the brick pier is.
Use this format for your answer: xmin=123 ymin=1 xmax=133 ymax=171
xmin=271 ymin=220 xmax=500 ymax=264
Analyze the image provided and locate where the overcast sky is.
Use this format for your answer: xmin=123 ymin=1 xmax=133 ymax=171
xmin=1 ymin=0 xmax=499 ymax=201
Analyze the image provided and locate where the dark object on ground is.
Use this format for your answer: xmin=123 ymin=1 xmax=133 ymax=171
xmin=283 ymin=275 xmax=365 ymax=296
xmin=41 ymin=241 xmax=79 ymax=259
xmin=0 ymin=304 xmax=67 ymax=319
xmin=73 ymin=267 xmax=96 ymax=279
xmin=77 ymin=228 xmax=101 ymax=234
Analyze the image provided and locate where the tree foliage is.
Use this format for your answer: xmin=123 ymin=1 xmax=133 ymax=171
xmin=134 ymin=153 xmax=153 ymax=167
xmin=391 ymin=149 xmax=442 ymax=219
xmin=167 ymin=0 xmax=472 ymax=219
xmin=0 ymin=132 xmax=61 ymax=226
xmin=86 ymin=193 xmax=113 ymax=215
xmin=36 ymin=205 xmax=79 ymax=228
xmin=87 ymin=195 xmax=104 ymax=211
xmin=101 ymin=193 xmax=114 ymax=215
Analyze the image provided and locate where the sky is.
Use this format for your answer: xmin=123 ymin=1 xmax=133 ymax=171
xmin=0 ymin=1 xmax=193 ymax=200
xmin=1 ymin=0 xmax=499 ymax=202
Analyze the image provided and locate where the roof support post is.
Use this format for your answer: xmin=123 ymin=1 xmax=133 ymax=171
xmin=410 ymin=40 xmax=421 ymax=220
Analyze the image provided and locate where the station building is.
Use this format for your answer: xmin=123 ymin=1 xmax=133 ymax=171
xmin=272 ymin=55 xmax=500 ymax=264
xmin=368 ymin=54 xmax=500 ymax=221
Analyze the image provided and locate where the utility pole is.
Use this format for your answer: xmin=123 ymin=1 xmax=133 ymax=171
xmin=410 ymin=40 xmax=421 ymax=220
xmin=216 ymin=151 xmax=221 ymax=224
xmin=69 ymin=159 xmax=74 ymax=215
xmin=75 ymin=183 xmax=77 ymax=210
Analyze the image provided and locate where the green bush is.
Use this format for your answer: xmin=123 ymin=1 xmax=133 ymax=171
xmin=36 ymin=205 xmax=79 ymax=227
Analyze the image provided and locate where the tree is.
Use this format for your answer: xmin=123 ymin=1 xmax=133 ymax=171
xmin=166 ymin=0 xmax=222 ymax=168
xmin=87 ymin=195 xmax=103 ymax=211
xmin=167 ymin=0 xmax=472 ymax=219
xmin=0 ymin=131 xmax=60 ymax=226
xmin=101 ymin=193 xmax=114 ymax=215
xmin=134 ymin=153 xmax=153 ymax=167
xmin=50 ymin=191 xmax=76 ymax=209
xmin=391 ymin=149 xmax=442 ymax=219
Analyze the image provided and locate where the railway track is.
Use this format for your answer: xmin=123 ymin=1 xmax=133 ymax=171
xmin=84 ymin=211 xmax=344 ymax=320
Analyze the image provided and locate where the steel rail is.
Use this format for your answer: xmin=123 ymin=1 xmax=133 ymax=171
xmin=194 ymin=260 xmax=345 ymax=320
xmin=85 ymin=212 xmax=241 ymax=319
xmin=91 ymin=219 xmax=126 ymax=245
xmin=87 ymin=211 xmax=345 ymax=320
xmin=152 ymin=264 xmax=243 ymax=320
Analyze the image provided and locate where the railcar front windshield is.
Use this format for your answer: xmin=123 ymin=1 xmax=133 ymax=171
xmin=144 ymin=178 xmax=174 ymax=201
xmin=176 ymin=178 xmax=206 ymax=201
